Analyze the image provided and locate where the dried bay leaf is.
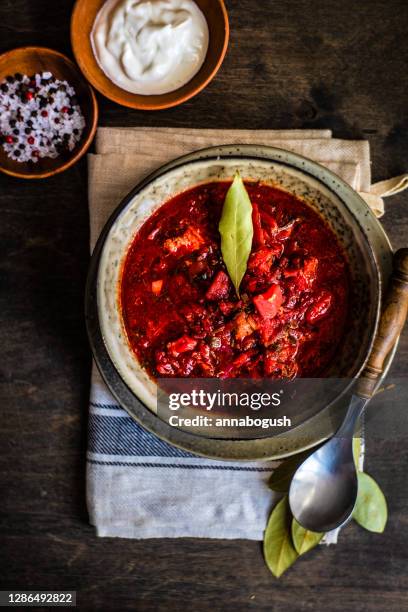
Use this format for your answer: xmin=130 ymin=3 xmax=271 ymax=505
xmin=353 ymin=472 xmax=388 ymax=533
xmin=291 ymin=519 xmax=324 ymax=555
xmin=268 ymin=450 xmax=312 ymax=493
xmin=219 ymin=173 xmax=253 ymax=296
xmin=353 ymin=436 xmax=362 ymax=469
xmin=264 ymin=496 xmax=298 ymax=577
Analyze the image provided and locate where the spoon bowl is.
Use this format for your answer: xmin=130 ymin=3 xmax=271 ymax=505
xmin=289 ymin=436 xmax=358 ymax=532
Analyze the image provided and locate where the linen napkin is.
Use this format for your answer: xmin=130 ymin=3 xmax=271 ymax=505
xmin=87 ymin=128 xmax=405 ymax=540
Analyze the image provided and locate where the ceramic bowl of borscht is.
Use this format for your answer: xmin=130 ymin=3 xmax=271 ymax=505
xmin=86 ymin=145 xmax=394 ymax=460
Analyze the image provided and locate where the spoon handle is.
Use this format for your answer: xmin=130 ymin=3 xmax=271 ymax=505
xmin=357 ymin=248 xmax=408 ymax=399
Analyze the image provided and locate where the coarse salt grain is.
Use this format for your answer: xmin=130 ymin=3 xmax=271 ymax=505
xmin=0 ymin=71 xmax=86 ymax=163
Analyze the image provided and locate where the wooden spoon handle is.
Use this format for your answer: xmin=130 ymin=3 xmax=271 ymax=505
xmin=357 ymin=248 xmax=408 ymax=399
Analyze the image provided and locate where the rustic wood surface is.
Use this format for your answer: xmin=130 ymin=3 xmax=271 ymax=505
xmin=1 ymin=1 xmax=408 ymax=610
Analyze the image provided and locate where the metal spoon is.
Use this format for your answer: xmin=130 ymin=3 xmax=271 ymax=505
xmin=289 ymin=248 xmax=408 ymax=533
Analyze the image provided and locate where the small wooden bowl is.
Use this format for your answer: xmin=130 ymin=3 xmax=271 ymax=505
xmin=71 ymin=0 xmax=229 ymax=110
xmin=0 ymin=47 xmax=98 ymax=179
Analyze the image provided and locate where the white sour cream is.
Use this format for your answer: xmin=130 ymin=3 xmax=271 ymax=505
xmin=91 ymin=0 xmax=209 ymax=95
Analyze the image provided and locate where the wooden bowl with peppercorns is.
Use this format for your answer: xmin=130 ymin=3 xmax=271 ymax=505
xmin=0 ymin=46 xmax=98 ymax=179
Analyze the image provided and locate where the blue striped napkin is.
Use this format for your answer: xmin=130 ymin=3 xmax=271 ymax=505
xmin=87 ymin=367 xmax=347 ymax=542
xmin=87 ymin=368 xmax=282 ymax=539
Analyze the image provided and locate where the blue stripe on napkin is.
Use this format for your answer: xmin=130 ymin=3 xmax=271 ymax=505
xmin=88 ymin=410 xmax=194 ymax=458
xmin=88 ymin=459 xmax=273 ymax=471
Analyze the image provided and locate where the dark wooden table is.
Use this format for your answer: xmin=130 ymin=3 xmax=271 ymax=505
xmin=1 ymin=1 xmax=408 ymax=610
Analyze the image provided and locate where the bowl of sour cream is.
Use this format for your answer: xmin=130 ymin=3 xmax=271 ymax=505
xmin=71 ymin=0 xmax=229 ymax=110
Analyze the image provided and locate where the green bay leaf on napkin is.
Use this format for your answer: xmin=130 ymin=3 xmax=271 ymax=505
xmin=291 ymin=519 xmax=324 ymax=555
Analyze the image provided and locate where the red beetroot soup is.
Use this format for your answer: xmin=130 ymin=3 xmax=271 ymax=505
xmin=120 ymin=181 xmax=350 ymax=379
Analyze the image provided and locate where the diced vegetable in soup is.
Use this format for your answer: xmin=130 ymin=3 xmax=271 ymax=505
xmin=121 ymin=181 xmax=350 ymax=379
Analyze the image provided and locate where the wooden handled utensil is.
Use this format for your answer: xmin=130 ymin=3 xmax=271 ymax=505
xmin=289 ymin=249 xmax=408 ymax=532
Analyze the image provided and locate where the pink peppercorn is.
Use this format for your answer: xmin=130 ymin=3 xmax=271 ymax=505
xmin=27 ymin=136 xmax=35 ymax=145
xmin=41 ymin=110 xmax=48 ymax=117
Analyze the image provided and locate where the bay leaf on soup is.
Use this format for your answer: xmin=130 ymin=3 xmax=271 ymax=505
xmin=218 ymin=172 xmax=253 ymax=296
